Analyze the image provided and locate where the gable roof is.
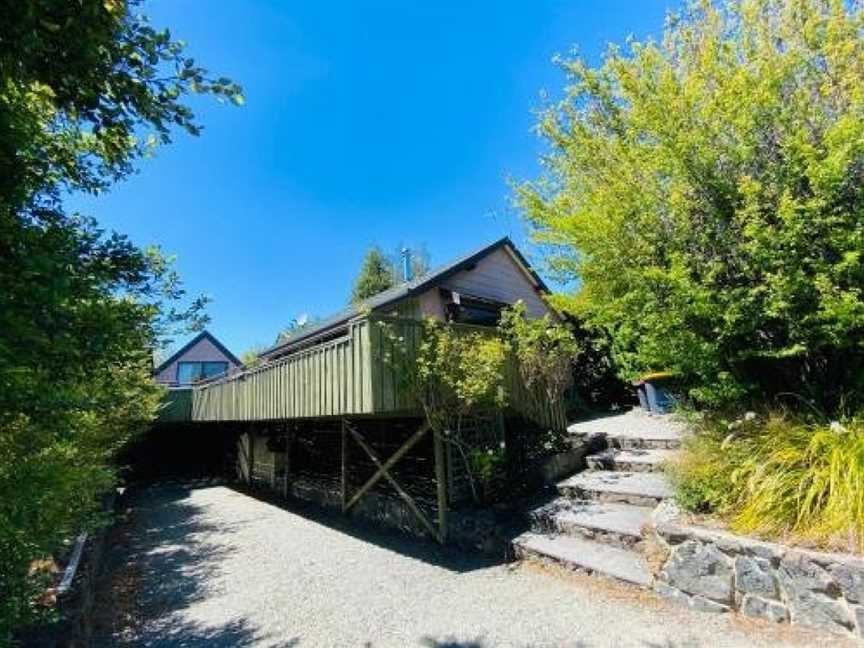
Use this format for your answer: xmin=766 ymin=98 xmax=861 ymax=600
xmin=153 ymin=330 xmax=242 ymax=375
xmin=261 ymin=237 xmax=548 ymax=359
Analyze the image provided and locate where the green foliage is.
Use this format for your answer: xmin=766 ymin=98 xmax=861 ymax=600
xmin=239 ymin=346 xmax=266 ymax=367
xmin=519 ymin=0 xmax=864 ymax=410
xmin=350 ymin=245 xmax=431 ymax=304
xmin=413 ymin=319 xmax=508 ymax=433
xmin=274 ymin=314 xmax=317 ymax=346
xmin=379 ymin=318 xmax=507 ymax=501
xmin=0 ymin=0 xmax=239 ymax=637
xmin=499 ymin=301 xmax=581 ymax=422
xmin=669 ymin=412 xmax=864 ymax=552
xmin=351 ymin=247 xmax=396 ymax=303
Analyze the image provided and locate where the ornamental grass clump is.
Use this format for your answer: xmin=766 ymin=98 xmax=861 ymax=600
xmin=669 ymin=413 xmax=864 ymax=553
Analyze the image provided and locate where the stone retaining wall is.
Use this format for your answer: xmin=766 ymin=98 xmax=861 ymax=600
xmin=646 ymin=502 xmax=864 ymax=639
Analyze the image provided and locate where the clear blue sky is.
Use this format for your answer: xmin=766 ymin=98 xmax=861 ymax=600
xmin=69 ymin=0 xmax=673 ymax=356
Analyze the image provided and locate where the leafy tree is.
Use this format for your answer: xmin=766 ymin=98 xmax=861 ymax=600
xmin=519 ymin=0 xmax=864 ymax=410
xmin=351 ymin=246 xmax=396 ymax=303
xmin=0 ymin=0 xmax=240 ymax=637
xmin=350 ymin=245 xmax=431 ymax=304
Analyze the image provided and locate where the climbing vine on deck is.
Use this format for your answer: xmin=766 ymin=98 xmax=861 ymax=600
xmin=378 ymin=318 xmax=507 ymax=501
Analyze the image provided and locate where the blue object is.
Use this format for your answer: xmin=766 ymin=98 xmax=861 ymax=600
xmin=645 ymin=380 xmax=673 ymax=414
xmin=635 ymin=383 xmax=650 ymax=412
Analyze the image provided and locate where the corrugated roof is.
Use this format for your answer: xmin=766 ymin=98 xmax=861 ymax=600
xmin=260 ymin=237 xmax=547 ymax=359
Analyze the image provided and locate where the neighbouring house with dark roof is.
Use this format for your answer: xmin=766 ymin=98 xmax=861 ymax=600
xmin=153 ymin=330 xmax=242 ymax=388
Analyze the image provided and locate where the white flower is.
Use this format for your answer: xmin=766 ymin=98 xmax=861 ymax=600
xmin=499 ymin=441 xmax=505 ymax=450
xmin=744 ymin=411 xmax=757 ymax=422
xmin=727 ymin=420 xmax=741 ymax=431
xmin=829 ymin=421 xmax=847 ymax=434
xmin=487 ymin=449 xmax=494 ymax=456
xmin=543 ymin=441 xmax=553 ymax=450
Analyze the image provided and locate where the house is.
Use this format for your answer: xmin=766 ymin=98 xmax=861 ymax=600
xmin=153 ymin=330 xmax=242 ymax=387
xmin=190 ymin=237 xmax=556 ymax=423
xmin=259 ymin=236 xmax=551 ymax=362
xmin=181 ymin=238 xmax=565 ymax=543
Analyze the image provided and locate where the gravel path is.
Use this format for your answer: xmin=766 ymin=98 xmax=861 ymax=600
xmin=97 ymin=483 xmax=848 ymax=648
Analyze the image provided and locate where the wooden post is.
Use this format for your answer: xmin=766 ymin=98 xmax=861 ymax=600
xmin=270 ymin=429 xmax=277 ymax=490
xmin=247 ymin=426 xmax=255 ymax=486
xmin=341 ymin=419 xmax=348 ymax=512
xmin=347 ymin=424 xmax=440 ymax=541
xmin=434 ymin=429 xmax=448 ymax=543
xmin=344 ymin=422 xmax=431 ymax=512
xmin=283 ymin=427 xmax=292 ymax=499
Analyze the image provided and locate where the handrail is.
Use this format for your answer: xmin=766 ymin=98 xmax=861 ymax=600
xmin=195 ymin=331 xmax=352 ymax=389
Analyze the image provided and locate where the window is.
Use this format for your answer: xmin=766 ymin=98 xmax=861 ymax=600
xmin=441 ymin=289 xmax=506 ymax=327
xmin=176 ymin=361 xmax=229 ymax=384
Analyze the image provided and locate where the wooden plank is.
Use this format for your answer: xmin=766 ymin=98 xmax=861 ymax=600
xmin=283 ymin=429 xmax=292 ymax=499
xmin=341 ymin=419 xmax=348 ymax=511
xmin=346 ymin=424 xmax=440 ymax=541
xmin=434 ymin=428 xmax=448 ymax=543
xmin=344 ymin=421 xmax=431 ymax=512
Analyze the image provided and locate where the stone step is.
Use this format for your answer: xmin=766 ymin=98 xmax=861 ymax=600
xmin=585 ymin=448 xmax=676 ymax=473
xmin=513 ymin=532 xmax=653 ymax=587
xmin=529 ymin=498 xmax=652 ymax=548
xmin=610 ymin=433 xmax=682 ymax=451
xmin=567 ymin=410 xmax=685 ymax=451
xmin=558 ymin=470 xmax=673 ymax=506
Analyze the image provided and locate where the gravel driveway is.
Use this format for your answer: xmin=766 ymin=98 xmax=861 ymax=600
xmin=94 ymin=483 xmax=847 ymax=648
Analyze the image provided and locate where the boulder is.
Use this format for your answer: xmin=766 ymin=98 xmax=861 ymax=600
xmin=663 ymin=540 xmax=734 ymax=603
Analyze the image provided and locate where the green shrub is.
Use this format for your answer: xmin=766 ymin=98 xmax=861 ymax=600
xmin=519 ymin=0 xmax=864 ymax=410
xmin=669 ymin=412 xmax=864 ymax=552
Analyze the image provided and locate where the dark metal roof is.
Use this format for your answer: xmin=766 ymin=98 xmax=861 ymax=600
xmin=261 ymin=237 xmax=548 ymax=360
xmin=153 ymin=330 xmax=243 ymax=375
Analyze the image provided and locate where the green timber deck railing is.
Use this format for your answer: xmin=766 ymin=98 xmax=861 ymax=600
xmin=188 ymin=316 xmax=566 ymax=430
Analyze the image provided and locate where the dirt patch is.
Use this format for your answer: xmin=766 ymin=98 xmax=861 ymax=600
xmin=89 ymin=504 xmax=144 ymax=645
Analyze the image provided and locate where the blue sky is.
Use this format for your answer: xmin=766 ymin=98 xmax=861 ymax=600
xmin=69 ymin=0 xmax=672 ymax=356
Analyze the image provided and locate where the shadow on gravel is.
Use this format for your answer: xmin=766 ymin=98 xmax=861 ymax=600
xmin=133 ymin=616 xmax=299 ymax=647
xmin=228 ymin=483 xmax=506 ymax=574
xmin=94 ymin=483 xmax=261 ymax=646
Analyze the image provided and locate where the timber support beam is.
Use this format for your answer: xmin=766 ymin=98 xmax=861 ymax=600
xmin=343 ymin=420 xmax=447 ymax=543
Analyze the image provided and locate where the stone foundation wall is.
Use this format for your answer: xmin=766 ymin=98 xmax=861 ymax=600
xmin=646 ymin=502 xmax=864 ymax=639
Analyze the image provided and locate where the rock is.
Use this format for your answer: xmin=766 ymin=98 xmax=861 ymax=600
xmin=689 ymin=595 xmax=731 ymax=614
xmin=778 ymin=553 xmax=856 ymax=634
xmin=735 ymin=555 xmax=777 ymax=599
xmin=741 ymin=594 xmax=788 ymax=623
xmin=663 ymin=540 xmax=734 ymax=603
xmin=828 ymin=559 xmax=864 ymax=605
xmin=854 ymin=605 xmax=864 ymax=638
xmin=654 ymin=583 xmax=729 ymax=614
xmin=849 ymin=605 xmax=864 ymax=639
xmin=650 ymin=499 xmax=682 ymax=527
xmin=654 ymin=582 xmax=691 ymax=605
xmin=642 ymin=532 xmax=670 ymax=575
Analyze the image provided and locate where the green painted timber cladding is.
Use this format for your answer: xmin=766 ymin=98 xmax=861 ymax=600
xmin=157 ymin=388 xmax=193 ymax=423
xmin=192 ymin=319 xmax=373 ymax=421
xmin=188 ymin=316 xmax=566 ymax=431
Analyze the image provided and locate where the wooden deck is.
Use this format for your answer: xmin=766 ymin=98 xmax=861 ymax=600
xmin=182 ymin=316 xmax=565 ymax=431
